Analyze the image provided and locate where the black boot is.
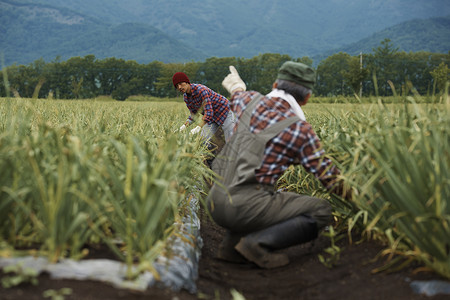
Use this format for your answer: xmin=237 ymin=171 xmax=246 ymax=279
xmin=235 ymin=215 xmax=318 ymax=269
xmin=217 ymin=231 xmax=247 ymax=263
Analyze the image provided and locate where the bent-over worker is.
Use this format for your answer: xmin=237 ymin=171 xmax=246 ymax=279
xmin=172 ymin=72 xmax=235 ymax=142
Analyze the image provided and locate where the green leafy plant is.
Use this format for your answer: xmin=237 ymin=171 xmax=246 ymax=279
xmin=318 ymin=226 xmax=344 ymax=268
xmin=319 ymin=100 xmax=450 ymax=278
xmin=43 ymin=288 xmax=73 ymax=300
xmin=360 ymin=100 xmax=450 ymax=278
xmin=1 ymin=263 xmax=39 ymax=288
xmin=0 ymin=99 xmax=206 ymax=273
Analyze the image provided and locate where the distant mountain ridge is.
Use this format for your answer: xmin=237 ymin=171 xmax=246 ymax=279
xmin=317 ymin=15 xmax=450 ymax=60
xmin=0 ymin=0 xmax=207 ymax=65
xmin=1 ymin=0 xmax=449 ymax=66
xmin=31 ymin=0 xmax=450 ymax=57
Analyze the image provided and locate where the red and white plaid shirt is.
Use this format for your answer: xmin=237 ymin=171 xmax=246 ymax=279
xmin=184 ymin=84 xmax=230 ymax=126
xmin=230 ymin=91 xmax=340 ymax=190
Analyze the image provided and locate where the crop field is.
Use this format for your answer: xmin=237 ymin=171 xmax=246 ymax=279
xmin=0 ymin=96 xmax=449 ymax=286
xmin=0 ymin=98 xmax=213 ymax=279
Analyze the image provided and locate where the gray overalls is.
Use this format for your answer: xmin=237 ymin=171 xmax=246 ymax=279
xmin=207 ymin=94 xmax=331 ymax=234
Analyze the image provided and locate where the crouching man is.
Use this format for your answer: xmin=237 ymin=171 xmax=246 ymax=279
xmin=207 ymin=62 xmax=349 ymax=269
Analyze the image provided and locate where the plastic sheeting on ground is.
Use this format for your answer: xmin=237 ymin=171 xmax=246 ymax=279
xmin=410 ymin=279 xmax=450 ymax=297
xmin=0 ymin=196 xmax=203 ymax=293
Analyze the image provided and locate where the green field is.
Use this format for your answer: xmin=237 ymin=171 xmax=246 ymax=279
xmin=0 ymin=97 xmax=448 ymax=280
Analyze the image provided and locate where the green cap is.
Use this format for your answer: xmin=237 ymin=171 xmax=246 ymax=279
xmin=277 ymin=61 xmax=316 ymax=89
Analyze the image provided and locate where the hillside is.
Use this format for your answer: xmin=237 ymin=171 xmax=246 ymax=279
xmin=322 ymin=15 xmax=450 ymax=57
xmin=1 ymin=0 xmax=449 ymax=66
xmin=32 ymin=0 xmax=450 ymax=58
xmin=0 ymin=1 xmax=207 ymax=66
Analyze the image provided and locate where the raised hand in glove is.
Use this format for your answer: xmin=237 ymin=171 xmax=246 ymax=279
xmin=179 ymin=124 xmax=187 ymax=132
xmin=190 ymin=126 xmax=202 ymax=135
xmin=222 ymin=66 xmax=246 ymax=94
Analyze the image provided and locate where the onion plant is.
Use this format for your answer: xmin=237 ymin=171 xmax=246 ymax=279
xmin=3 ymin=95 xmax=446 ymax=280
xmin=280 ymin=100 xmax=449 ymax=279
xmin=0 ymin=99 xmax=209 ymax=274
xmin=360 ymin=101 xmax=449 ymax=278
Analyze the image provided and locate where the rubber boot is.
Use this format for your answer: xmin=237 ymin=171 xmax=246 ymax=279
xmin=235 ymin=215 xmax=318 ymax=269
xmin=217 ymin=231 xmax=247 ymax=263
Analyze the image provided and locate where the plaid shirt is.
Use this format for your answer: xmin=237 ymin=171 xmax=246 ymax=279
xmin=184 ymin=84 xmax=230 ymax=126
xmin=230 ymin=91 xmax=340 ymax=190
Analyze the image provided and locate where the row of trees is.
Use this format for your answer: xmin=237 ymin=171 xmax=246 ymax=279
xmin=317 ymin=39 xmax=449 ymax=98
xmin=1 ymin=39 xmax=449 ymax=100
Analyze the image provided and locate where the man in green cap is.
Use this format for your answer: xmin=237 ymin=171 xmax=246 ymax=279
xmin=206 ymin=62 xmax=350 ymax=269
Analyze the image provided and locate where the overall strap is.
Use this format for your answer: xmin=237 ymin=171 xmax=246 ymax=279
xmin=237 ymin=93 xmax=300 ymax=139
xmin=237 ymin=94 xmax=264 ymax=132
xmin=258 ymin=116 xmax=300 ymax=140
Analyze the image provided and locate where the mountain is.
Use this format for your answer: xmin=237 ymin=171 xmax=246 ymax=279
xmin=1 ymin=0 xmax=449 ymax=66
xmin=30 ymin=0 xmax=450 ymax=58
xmin=0 ymin=0 xmax=207 ymax=66
xmin=322 ymin=15 xmax=450 ymax=57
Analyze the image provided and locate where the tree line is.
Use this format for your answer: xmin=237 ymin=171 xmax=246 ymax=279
xmin=1 ymin=39 xmax=448 ymax=101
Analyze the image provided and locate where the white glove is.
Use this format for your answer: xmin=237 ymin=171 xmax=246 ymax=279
xmin=222 ymin=66 xmax=246 ymax=94
xmin=190 ymin=126 xmax=202 ymax=135
xmin=179 ymin=124 xmax=187 ymax=132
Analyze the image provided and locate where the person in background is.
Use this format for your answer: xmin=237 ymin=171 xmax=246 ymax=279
xmin=172 ymin=72 xmax=235 ymax=142
xmin=207 ymin=62 xmax=350 ymax=269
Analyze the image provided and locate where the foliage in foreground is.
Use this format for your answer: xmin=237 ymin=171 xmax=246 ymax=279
xmin=0 ymin=99 xmax=211 ymax=277
xmin=279 ymin=98 xmax=450 ymax=279
xmin=0 ymin=95 xmax=449 ymax=281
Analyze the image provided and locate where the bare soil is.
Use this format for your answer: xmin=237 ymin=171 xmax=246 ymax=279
xmin=1 ymin=208 xmax=449 ymax=300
